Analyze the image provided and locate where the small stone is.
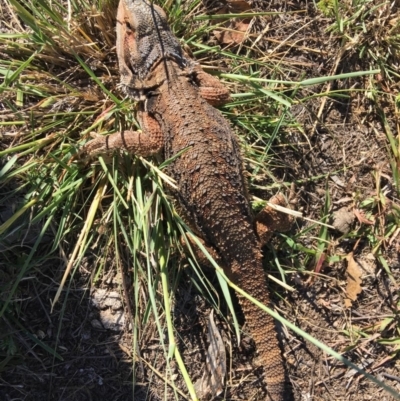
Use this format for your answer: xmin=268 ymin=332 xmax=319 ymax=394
xmin=331 ymin=208 xmax=355 ymax=234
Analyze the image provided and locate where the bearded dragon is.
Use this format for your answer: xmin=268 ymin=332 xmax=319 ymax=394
xmin=81 ymin=1 xmax=292 ymax=399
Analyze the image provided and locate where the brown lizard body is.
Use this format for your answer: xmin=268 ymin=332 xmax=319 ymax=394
xmin=82 ymin=1 xmax=291 ymax=399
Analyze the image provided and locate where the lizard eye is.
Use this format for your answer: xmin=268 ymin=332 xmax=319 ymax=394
xmin=125 ymin=21 xmax=133 ymax=32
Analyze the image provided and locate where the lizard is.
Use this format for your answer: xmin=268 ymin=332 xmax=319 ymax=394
xmin=81 ymin=0 xmax=292 ymax=399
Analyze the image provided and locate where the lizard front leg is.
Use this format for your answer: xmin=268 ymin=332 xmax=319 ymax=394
xmin=80 ymin=111 xmax=164 ymax=158
xmin=190 ymin=64 xmax=232 ymax=106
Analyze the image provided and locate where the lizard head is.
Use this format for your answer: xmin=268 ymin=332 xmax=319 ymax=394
xmin=116 ymin=0 xmax=188 ymax=96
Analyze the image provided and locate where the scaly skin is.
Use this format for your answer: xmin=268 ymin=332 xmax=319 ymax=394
xmin=82 ymin=1 xmax=291 ymax=399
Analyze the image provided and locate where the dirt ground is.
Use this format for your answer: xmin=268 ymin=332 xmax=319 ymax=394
xmin=1 ymin=0 xmax=400 ymax=400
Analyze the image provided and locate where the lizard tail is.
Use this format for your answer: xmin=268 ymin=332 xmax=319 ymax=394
xmin=238 ymin=294 xmax=287 ymax=401
xmin=230 ymin=258 xmax=289 ymax=401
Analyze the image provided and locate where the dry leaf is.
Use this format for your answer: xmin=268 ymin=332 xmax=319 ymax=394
xmin=211 ymin=0 xmax=252 ymax=46
xmin=194 ymin=310 xmax=226 ymax=398
xmin=214 ymin=20 xmax=250 ymax=45
xmin=344 ymin=252 xmax=363 ymax=308
xmin=354 ymin=208 xmax=374 ymax=225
